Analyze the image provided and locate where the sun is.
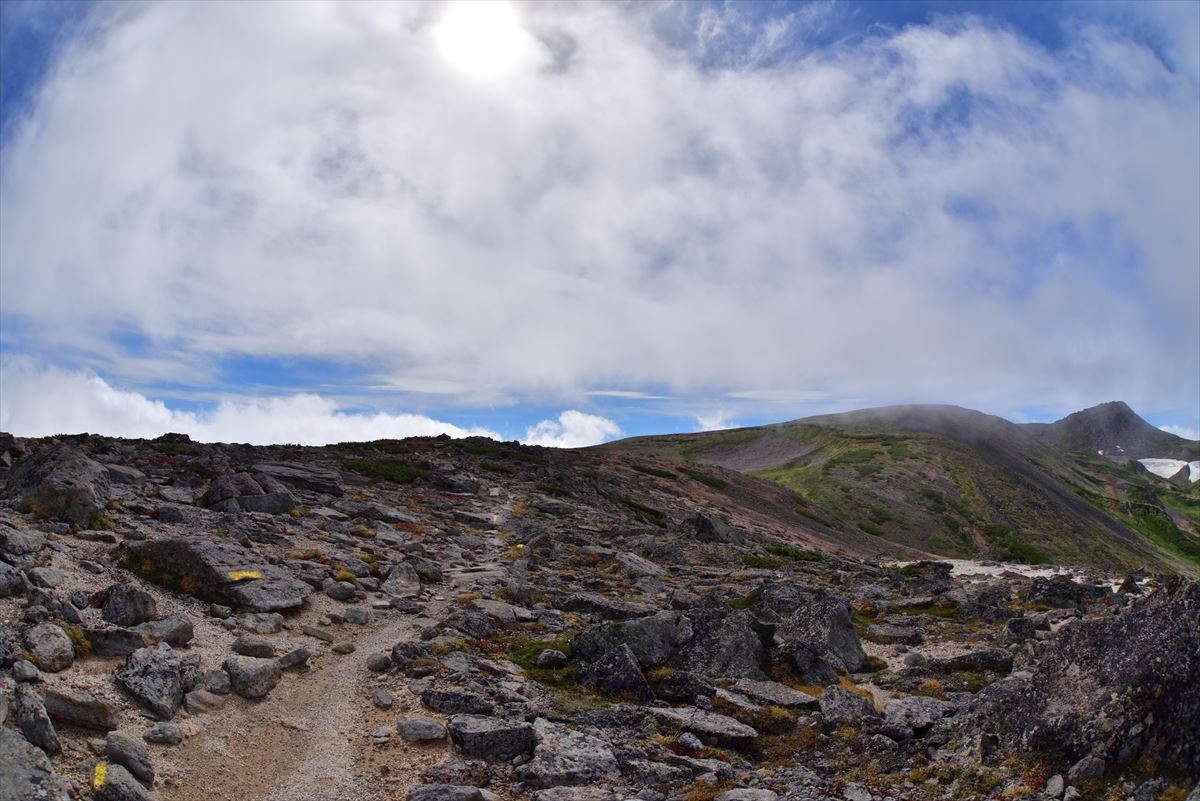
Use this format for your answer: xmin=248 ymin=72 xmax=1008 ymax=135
xmin=434 ymin=1 xmax=537 ymax=79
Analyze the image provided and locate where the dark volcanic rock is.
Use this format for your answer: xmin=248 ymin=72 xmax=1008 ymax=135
xmin=688 ymin=513 xmax=743 ymax=544
xmin=576 ymin=643 xmax=653 ymax=701
xmin=115 ymin=643 xmax=183 ymax=720
xmin=571 ymin=611 xmax=692 ymax=668
xmin=101 ymin=585 xmax=159 ymax=627
xmin=0 ymin=726 xmax=70 ymax=801
xmin=753 ymin=582 xmax=866 ymax=676
xmin=997 ymin=580 xmax=1200 ymax=772
xmin=676 ymin=603 xmax=766 ymax=680
xmin=201 ymin=471 xmax=296 ymax=514
xmin=3 ymin=444 xmax=112 ymax=526
xmin=253 ymin=461 xmax=344 ymax=496
xmin=14 ymin=683 xmax=60 ymax=755
xmin=120 ymin=537 xmax=312 ymax=611
xmin=1026 ymin=577 xmax=1110 ymax=609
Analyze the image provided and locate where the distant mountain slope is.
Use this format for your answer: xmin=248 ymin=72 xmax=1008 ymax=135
xmin=604 ymin=403 xmax=1200 ymax=575
xmin=1022 ymin=401 xmax=1200 ymax=460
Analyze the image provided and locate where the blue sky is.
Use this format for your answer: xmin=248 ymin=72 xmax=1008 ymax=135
xmin=1 ymin=0 xmax=1197 ymax=445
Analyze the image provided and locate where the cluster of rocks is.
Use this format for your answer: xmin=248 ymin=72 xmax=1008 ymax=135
xmin=0 ymin=432 xmax=1197 ymax=801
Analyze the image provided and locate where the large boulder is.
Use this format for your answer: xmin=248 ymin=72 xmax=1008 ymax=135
xmin=201 ymin=471 xmax=296 ymax=514
xmin=0 ymin=529 xmax=46 ymax=570
xmin=1026 ymin=577 xmax=1111 ymax=610
xmin=571 ymin=611 xmax=693 ymax=668
xmin=23 ymin=623 xmax=74 ymax=673
xmin=119 ymin=537 xmax=312 ymax=611
xmin=576 ymin=644 xmax=652 ymax=701
xmin=0 ymin=726 xmax=70 ymax=801
xmin=688 ymin=513 xmax=743 ymax=545
xmin=518 ymin=719 xmax=621 ymax=788
xmin=752 ymin=582 xmax=866 ymax=676
xmin=447 ymin=714 xmax=535 ymax=761
xmin=997 ymin=580 xmax=1200 ymax=773
xmin=253 ymin=462 xmax=344 ymax=497
xmin=115 ymin=643 xmax=183 ymax=720
xmin=101 ymin=585 xmax=158 ymax=627
xmin=674 ymin=602 xmax=766 ymax=680
xmin=2 ymin=445 xmax=111 ymax=526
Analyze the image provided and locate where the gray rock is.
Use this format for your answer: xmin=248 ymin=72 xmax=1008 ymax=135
xmin=0 ymin=529 xmax=46 ymax=569
xmin=928 ymin=648 xmax=1013 ymax=674
xmin=27 ymin=567 xmax=63 ymax=588
xmin=382 ymin=562 xmax=422 ymax=598
xmin=677 ymin=604 xmax=766 ymax=680
xmin=204 ymin=669 xmax=231 ymax=694
xmin=865 ymin=622 xmax=923 ymax=646
xmin=397 ymin=715 xmax=447 ymax=742
xmin=134 ymin=614 xmax=194 ymax=647
xmin=689 ymin=513 xmax=743 ymax=544
xmin=253 ymin=461 xmax=344 ymax=496
xmin=23 ymin=622 xmax=74 ymax=673
xmin=731 ymin=679 xmax=820 ymax=709
xmin=2 ymin=444 xmax=112 ymax=526
xmin=561 ymin=592 xmax=655 ymax=620
xmin=406 ymin=786 xmax=482 ymax=801
xmin=532 ymin=787 xmax=622 ymax=801
xmin=715 ymin=791 xmax=778 ymax=801
xmin=233 ymin=635 xmax=276 ymax=658
xmin=92 ymin=761 xmax=161 ymax=801
xmin=818 ymin=687 xmax=879 ymax=727
xmin=105 ymin=464 xmax=146 ymax=484
xmin=107 ymin=730 xmax=154 ymax=784
xmin=278 ymin=647 xmax=311 ymax=671
xmin=143 ymin=722 xmax=184 ymax=745
xmin=13 ymin=683 xmax=60 ymax=755
xmin=883 ymin=695 xmax=955 ymax=731
xmin=366 ymin=653 xmax=391 ymax=673
xmin=419 ymin=759 xmax=489 ymax=786
xmin=326 ymin=581 xmax=357 ymax=601
xmin=238 ymin=612 xmax=284 ymax=634
xmin=86 ymin=627 xmax=152 ymax=657
xmin=101 ymin=585 xmax=158 ymax=627
xmin=0 ymin=562 xmax=27 ymax=597
xmin=422 ymin=688 xmax=495 ymax=715
xmin=1044 ymin=774 xmax=1065 ymax=799
xmin=576 ymin=643 xmax=652 ymax=701
xmin=677 ymin=732 xmax=704 ymax=751
xmin=115 ymin=643 xmax=183 ymax=720
xmin=0 ymin=726 xmax=70 ymax=801
xmin=202 ymin=471 xmax=296 ymax=514
xmin=223 ymin=655 xmax=282 ymax=699
xmin=754 ymin=582 xmax=867 ymax=675
xmin=184 ymin=689 xmax=226 ymax=714
xmin=370 ymin=689 xmax=394 ymax=709
xmin=120 ymin=538 xmax=312 ymax=611
xmin=344 ymin=607 xmax=369 ymax=625
xmin=519 ymin=718 xmax=620 ymax=788
xmin=655 ymin=670 xmax=717 ymax=704
xmin=646 ymin=706 xmax=759 ymax=748
xmin=43 ymin=687 xmax=118 ymax=731
xmin=536 ymin=649 xmax=569 ymax=669
xmin=447 ymin=714 xmax=535 ymax=761
xmin=1067 ymin=754 xmax=1105 ymax=783
xmin=572 ymin=611 xmax=692 ymax=668
xmin=12 ymin=659 xmax=40 ymax=682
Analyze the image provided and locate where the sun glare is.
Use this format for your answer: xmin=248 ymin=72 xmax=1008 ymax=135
xmin=434 ymin=1 xmax=535 ymax=79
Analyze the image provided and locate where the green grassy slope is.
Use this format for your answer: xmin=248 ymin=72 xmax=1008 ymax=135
xmin=604 ymin=405 xmax=1200 ymax=575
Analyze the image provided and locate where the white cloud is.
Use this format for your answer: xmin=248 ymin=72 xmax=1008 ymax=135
xmin=523 ymin=410 xmax=621 ymax=448
xmin=0 ymin=2 xmax=1195 ymax=421
xmin=696 ymin=409 xmax=736 ymax=432
xmin=0 ymin=359 xmax=498 ymax=445
xmin=1160 ymin=424 xmax=1200 ymax=442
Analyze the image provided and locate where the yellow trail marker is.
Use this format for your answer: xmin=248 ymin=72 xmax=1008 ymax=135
xmin=93 ymin=762 xmax=108 ymax=789
xmin=227 ymin=570 xmax=263 ymax=581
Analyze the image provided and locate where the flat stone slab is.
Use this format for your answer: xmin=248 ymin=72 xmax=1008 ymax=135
xmin=646 ymin=706 xmax=758 ymax=748
xmin=732 ymin=679 xmax=820 ymax=709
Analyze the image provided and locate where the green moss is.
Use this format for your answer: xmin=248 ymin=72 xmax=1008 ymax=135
xmin=345 ymin=459 xmax=430 ymax=484
xmin=632 ymin=464 xmax=677 ymax=480
xmin=765 ymin=544 xmax=825 ymax=562
xmin=611 ymin=495 xmax=667 ymax=527
xmin=727 ymin=588 xmax=762 ymax=610
xmin=89 ymin=515 xmax=115 ymax=531
xmin=741 ymin=554 xmax=783 ymax=569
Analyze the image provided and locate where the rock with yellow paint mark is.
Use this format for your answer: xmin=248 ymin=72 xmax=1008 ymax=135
xmin=92 ymin=761 xmax=160 ymax=801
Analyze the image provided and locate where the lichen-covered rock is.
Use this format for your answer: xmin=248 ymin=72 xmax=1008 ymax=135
xmin=101 ymin=585 xmax=158 ymax=627
xmin=518 ymin=718 xmax=621 ymax=788
xmin=0 ymin=726 xmax=70 ymax=801
xmin=571 ymin=611 xmax=692 ymax=668
xmin=115 ymin=643 xmax=183 ymax=720
xmin=753 ymin=582 xmax=867 ymax=675
xmin=223 ymin=655 xmax=282 ymax=699
xmin=447 ymin=714 xmax=535 ymax=761
xmin=675 ymin=602 xmax=767 ymax=680
xmin=2 ymin=444 xmax=111 ymax=526
xmin=23 ymin=623 xmax=74 ymax=673
xmin=119 ymin=537 xmax=312 ymax=611
xmin=13 ymin=683 xmax=60 ymax=755
xmin=1026 ymin=577 xmax=1111 ymax=609
xmin=201 ymin=471 xmax=296 ymax=514
xmin=998 ymin=580 xmax=1200 ymax=773
xmin=646 ymin=706 xmax=759 ymax=748
xmin=818 ymin=686 xmax=879 ymax=728
xmin=576 ymin=643 xmax=652 ymax=701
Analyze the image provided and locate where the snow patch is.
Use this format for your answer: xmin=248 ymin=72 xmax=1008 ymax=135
xmin=1138 ymin=458 xmax=1200 ymax=483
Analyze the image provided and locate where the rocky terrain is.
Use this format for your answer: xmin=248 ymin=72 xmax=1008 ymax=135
xmin=0 ymin=429 xmax=1197 ymax=801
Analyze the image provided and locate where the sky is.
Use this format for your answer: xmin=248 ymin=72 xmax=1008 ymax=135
xmin=1 ymin=0 xmax=1198 ymax=447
